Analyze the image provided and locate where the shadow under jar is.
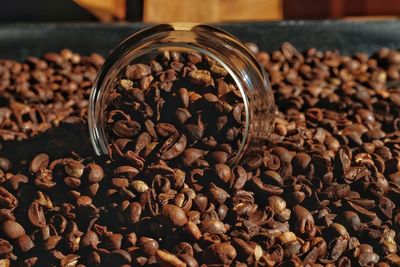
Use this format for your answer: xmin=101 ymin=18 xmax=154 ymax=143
xmin=88 ymin=23 xmax=275 ymax=166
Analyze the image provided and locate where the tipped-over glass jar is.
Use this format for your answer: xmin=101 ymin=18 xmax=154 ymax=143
xmin=88 ymin=23 xmax=275 ymax=165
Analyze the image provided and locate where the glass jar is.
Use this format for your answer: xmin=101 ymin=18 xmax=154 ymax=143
xmin=88 ymin=23 xmax=275 ymax=164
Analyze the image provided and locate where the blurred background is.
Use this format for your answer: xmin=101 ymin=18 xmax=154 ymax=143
xmin=0 ymin=0 xmax=399 ymax=23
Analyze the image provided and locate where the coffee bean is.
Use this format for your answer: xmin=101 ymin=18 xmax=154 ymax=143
xmin=125 ymin=64 xmax=151 ymax=80
xmin=268 ymin=196 xmax=287 ymax=214
xmin=188 ymin=70 xmax=213 ymax=86
xmin=201 ymin=217 xmax=226 ymax=234
xmin=64 ymin=159 xmax=85 ymax=178
xmin=6 ymin=174 xmax=28 ymax=191
xmin=140 ymin=237 xmax=159 ymax=256
xmin=43 ymin=235 xmax=62 ymax=250
xmin=127 ymin=202 xmax=142 ymax=224
xmin=0 ymin=210 xmax=15 ymax=223
xmin=85 ymin=163 xmax=104 ymax=183
xmin=114 ymin=165 xmax=139 ymax=179
xmin=86 ymin=251 xmax=101 ymax=266
xmin=112 ymin=120 xmax=141 ymax=138
xmin=203 ymin=242 xmax=237 ymax=265
xmin=130 ymin=180 xmax=149 ymax=193
xmin=0 ymin=158 xmax=11 ymax=173
xmin=291 ymin=153 xmax=311 ymax=173
xmin=181 ymin=148 xmax=204 ymax=167
xmin=212 ymin=164 xmax=232 ymax=184
xmin=184 ymin=221 xmax=202 ymax=241
xmin=103 ymin=233 xmax=123 ymax=251
xmin=160 ymin=134 xmax=187 ymax=160
xmin=0 ymin=238 xmax=13 ymax=256
xmin=160 ymin=204 xmax=188 ymax=227
xmin=1 ymin=220 xmax=25 ymax=239
xmin=182 ymin=124 xmax=203 ymax=144
xmin=208 ymin=183 xmax=229 ymax=205
xmin=60 ymin=254 xmax=80 ymax=267
xmin=30 ymin=153 xmax=49 ymax=174
xmin=174 ymin=108 xmax=191 ymax=125
xmin=207 ymin=151 xmax=228 ymax=164
xmin=28 ymin=202 xmax=46 ymax=228
xmin=80 ymin=231 xmax=99 ymax=248
xmin=156 ymin=249 xmax=186 ymax=267
xmin=179 ymin=254 xmax=198 ymax=267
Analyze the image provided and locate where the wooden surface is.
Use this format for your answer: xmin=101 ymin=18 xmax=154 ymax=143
xmin=143 ymin=0 xmax=282 ymax=23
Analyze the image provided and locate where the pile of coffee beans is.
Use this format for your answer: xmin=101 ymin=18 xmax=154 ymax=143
xmin=0 ymin=42 xmax=400 ymax=266
xmin=0 ymin=51 xmax=104 ymax=141
xmin=105 ymin=50 xmax=246 ymax=166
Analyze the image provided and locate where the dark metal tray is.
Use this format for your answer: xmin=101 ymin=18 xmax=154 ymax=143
xmin=1 ymin=21 xmax=400 ymax=60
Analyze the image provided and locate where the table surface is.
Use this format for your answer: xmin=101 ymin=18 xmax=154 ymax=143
xmin=0 ymin=21 xmax=400 ymax=60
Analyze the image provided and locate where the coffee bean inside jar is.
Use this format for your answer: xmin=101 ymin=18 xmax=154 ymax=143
xmin=89 ymin=23 xmax=275 ymax=165
xmin=104 ymin=48 xmax=250 ymax=168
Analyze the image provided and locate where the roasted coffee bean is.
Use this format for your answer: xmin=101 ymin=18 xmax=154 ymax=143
xmin=0 ymin=158 xmax=11 ymax=173
xmin=175 ymin=108 xmax=192 ymax=125
xmin=65 ymin=159 xmax=85 ymax=178
xmin=212 ymin=164 xmax=232 ymax=184
xmin=184 ymin=221 xmax=202 ymax=241
xmin=156 ymin=249 xmax=186 ymax=267
xmin=140 ymin=237 xmax=159 ymax=256
xmin=181 ymin=148 xmax=204 ymax=167
xmin=291 ymin=153 xmax=311 ymax=174
xmin=112 ymin=120 xmax=141 ymax=138
xmin=28 ymin=202 xmax=46 ymax=228
xmin=160 ymin=134 xmax=187 ymax=160
xmin=130 ymin=180 xmax=149 ymax=193
xmin=15 ymin=235 xmax=35 ymax=252
xmin=208 ymin=183 xmax=230 ymax=205
xmin=43 ymin=235 xmax=62 ymax=250
xmin=80 ymin=231 xmax=99 ymax=248
xmin=183 ymin=124 xmax=203 ymax=144
xmin=85 ymin=163 xmax=104 ymax=183
xmin=201 ymin=217 xmax=226 ymax=234
xmin=160 ymin=204 xmax=188 ymax=227
xmin=6 ymin=174 xmax=28 ymax=191
xmin=203 ymin=242 xmax=237 ymax=265
xmin=103 ymin=233 xmax=123 ymax=251
xmin=179 ymin=254 xmax=198 ymax=267
xmin=30 ymin=153 xmax=49 ymax=173
xmin=127 ymin=201 xmax=142 ymax=224
xmin=0 ymin=220 xmax=25 ymax=239
xmin=114 ymin=165 xmax=139 ymax=179
xmin=207 ymin=151 xmax=228 ymax=164
xmin=125 ymin=63 xmax=151 ymax=80
xmin=0 ymin=238 xmax=13 ymax=256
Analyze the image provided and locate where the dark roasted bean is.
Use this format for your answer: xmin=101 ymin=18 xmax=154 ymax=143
xmin=85 ymin=163 xmax=104 ymax=183
xmin=140 ymin=237 xmax=159 ymax=256
xmin=0 ymin=238 xmax=13 ymax=256
xmin=28 ymin=202 xmax=46 ymax=228
xmin=30 ymin=153 xmax=49 ymax=173
xmin=160 ymin=204 xmax=188 ymax=227
xmin=125 ymin=63 xmax=151 ymax=80
xmin=0 ymin=220 xmax=25 ymax=239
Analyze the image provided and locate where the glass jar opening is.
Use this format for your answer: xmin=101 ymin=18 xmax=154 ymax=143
xmin=89 ymin=24 xmax=275 ymax=166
